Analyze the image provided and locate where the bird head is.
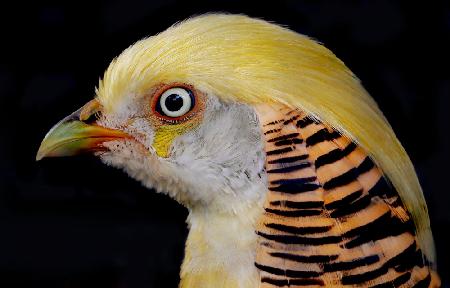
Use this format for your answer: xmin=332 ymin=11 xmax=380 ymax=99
xmin=38 ymin=14 xmax=341 ymax=213
xmin=38 ymin=14 xmax=303 ymax=213
xmin=36 ymin=15 xmax=433 ymax=261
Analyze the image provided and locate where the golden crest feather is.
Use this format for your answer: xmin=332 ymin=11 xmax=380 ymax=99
xmin=96 ymin=13 xmax=435 ymax=263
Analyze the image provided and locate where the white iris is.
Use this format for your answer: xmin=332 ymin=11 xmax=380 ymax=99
xmin=159 ymin=87 xmax=192 ymax=117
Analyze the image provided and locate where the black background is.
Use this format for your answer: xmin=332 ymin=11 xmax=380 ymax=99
xmin=1 ymin=1 xmax=449 ymax=287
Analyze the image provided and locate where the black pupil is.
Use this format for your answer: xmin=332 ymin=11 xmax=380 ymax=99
xmin=165 ymin=94 xmax=184 ymax=111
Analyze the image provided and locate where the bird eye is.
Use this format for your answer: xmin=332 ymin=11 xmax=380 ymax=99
xmin=155 ymin=87 xmax=195 ymax=118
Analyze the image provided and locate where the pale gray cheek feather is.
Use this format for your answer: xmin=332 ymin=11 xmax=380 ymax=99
xmin=99 ymin=95 xmax=268 ymax=213
xmin=170 ymin=97 xmax=267 ymax=210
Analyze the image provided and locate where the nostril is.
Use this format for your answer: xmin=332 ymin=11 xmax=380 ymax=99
xmin=84 ymin=110 xmax=101 ymax=124
xmin=79 ymin=99 xmax=102 ymax=123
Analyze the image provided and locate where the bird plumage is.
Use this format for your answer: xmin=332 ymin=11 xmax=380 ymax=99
xmin=96 ymin=14 xmax=434 ymax=262
xmin=37 ymin=13 xmax=440 ymax=287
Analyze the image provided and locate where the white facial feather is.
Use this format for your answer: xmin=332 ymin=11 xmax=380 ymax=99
xmin=170 ymin=96 xmax=267 ymax=212
xmin=98 ymin=93 xmax=267 ymax=214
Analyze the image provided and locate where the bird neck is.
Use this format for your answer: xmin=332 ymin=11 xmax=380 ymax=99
xmin=179 ymin=203 xmax=264 ymax=288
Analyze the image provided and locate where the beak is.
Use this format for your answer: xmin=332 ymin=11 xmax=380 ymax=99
xmin=36 ymin=99 xmax=130 ymax=161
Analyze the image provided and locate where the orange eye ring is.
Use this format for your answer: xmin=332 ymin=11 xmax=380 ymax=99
xmin=151 ymin=83 xmax=198 ymax=123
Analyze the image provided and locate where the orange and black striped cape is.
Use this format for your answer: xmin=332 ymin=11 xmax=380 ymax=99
xmin=255 ymin=105 xmax=440 ymax=287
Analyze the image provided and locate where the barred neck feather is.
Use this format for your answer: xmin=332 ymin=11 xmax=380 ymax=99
xmin=254 ymin=104 xmax=439 ymax=287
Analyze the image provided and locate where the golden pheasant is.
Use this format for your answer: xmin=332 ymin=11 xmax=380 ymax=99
xmin=37 ymin=14 xmax=440 ymax=287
